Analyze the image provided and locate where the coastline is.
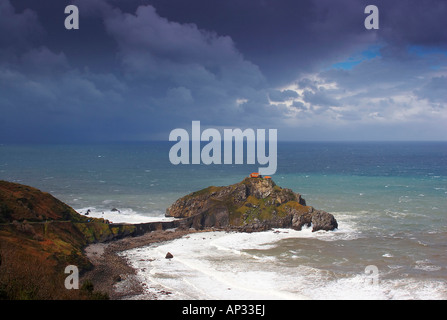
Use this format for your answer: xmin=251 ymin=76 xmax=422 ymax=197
xmin=81 ymin=227 xmax=212 ymax=300
xmin=2 ymin=142 xmax=446 ymax=300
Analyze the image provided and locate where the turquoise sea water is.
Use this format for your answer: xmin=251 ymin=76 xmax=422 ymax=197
xmin=1 ymin=142 xmax=446 ymax=299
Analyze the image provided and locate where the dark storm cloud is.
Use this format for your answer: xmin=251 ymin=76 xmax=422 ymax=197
xmin=0 ymin=0 xmax=273 ymax=141
xmin=137 ymin=0 xmax=373 ymax=86
xmin=378 ymin=0 xmax=447 ymax=47
xmin=125 ymin=0 xmax=446 ymax=84
xmin=98 ymin=3 xmax=272 ymax=130
xmin=0 ymin=0 xmax=43 ymax=49
xmin=1 ymin=0 xmax=447 ymax=142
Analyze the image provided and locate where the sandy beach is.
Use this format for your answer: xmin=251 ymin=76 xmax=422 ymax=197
xmin=81 ymin=228 xmax=198 ymax=300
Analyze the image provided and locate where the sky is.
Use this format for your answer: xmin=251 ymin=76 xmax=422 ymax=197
xmin=1 ymin=0 xmax=446 ymax=142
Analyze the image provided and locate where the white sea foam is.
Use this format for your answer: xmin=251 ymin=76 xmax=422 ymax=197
xmin=414 ymin=260 xmax=442 ymax=272
xmin=296 ymin=272 xmax=447 ymax=300
xmin=75 ymin=207 xmax=175 ymax=224
xmin=120 ymin=223 xmax=447 ymax=300
xmin=122 ymin=231 xmax=310 ymax=300
xmin=120 ymin=219 xmax=361 ymax=300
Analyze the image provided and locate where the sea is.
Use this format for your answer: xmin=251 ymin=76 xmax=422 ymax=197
xmin=0 ymin=141 xmax=446 ymax=300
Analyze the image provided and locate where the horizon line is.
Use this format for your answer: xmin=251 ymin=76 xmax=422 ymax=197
xmin=1 ymin=140 xmax=447 ymax=145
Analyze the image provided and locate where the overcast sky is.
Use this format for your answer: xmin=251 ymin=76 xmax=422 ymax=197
xmin=1 ymin=0 xmax=446 ymax=142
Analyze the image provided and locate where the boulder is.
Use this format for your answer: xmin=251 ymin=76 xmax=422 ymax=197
xmin=291 ymin=212 xmax=312 ymax=230
xmin=165 ymin=252 xmax=174 ymax=259
xmin=310 ymin=210 xmax=338 ymax=232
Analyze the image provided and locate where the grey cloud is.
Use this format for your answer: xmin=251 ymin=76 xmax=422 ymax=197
xmin=101 ymin=4 xmax=268 ymax=124
xmin=0 ymin=0 xmax=44 ymax=50
xmin=303 ymin=88 xmax=340 ymax=108
xmin=291 ymin=101 xmax=306 ymax=110
xmin=319 ymin=53 xmax=447 ymax=111
xmin=269 ymin=89 xmax=299 ymax=102
xmin=145 ymin=0 xmax=447 ymax=86
xmin=19 ymin=47 xmax=69 ymax=75
xmin=104 ymin=5 xmax=261 ymax=79
xmin=414 ymin=76 xmax=447 ymax=104
xmin=337 ymin=110 xmax=362 ymax=121
xmin=297 ymin=78 xmax=319 ymax=91
xmin=379 ymin=0 xmax=447 ymax=47
xmin=0 ymin=1 xmax=274 ymax=142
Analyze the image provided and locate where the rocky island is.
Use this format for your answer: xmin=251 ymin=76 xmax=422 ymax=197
xmin=166 ymin=174 xmax=338 ymax=233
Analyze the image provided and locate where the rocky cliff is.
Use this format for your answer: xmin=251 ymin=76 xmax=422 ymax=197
xmin=166 ymin=176 xmax=338 ymax=232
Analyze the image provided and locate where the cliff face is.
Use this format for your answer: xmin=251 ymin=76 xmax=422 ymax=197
xmin=166 ymin=177 xmax=338 ymax=232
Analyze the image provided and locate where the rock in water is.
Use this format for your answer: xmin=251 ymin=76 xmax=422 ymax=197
xmin=165 ymin=176 xmax=337 ymax=232
xmin=165 ymin=252 xmax=174 ymax=259
xmin=309 ymin=209 xmax=338 ymax=232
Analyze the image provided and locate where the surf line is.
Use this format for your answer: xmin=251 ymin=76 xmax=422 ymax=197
xmin=169 ymin=121 xmax=277 ymax=175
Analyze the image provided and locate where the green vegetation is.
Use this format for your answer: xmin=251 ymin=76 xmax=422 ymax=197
xmin=231 ymin=196 xmax=309 ymax=226
xmin=168 ymin=176 xmax=310 ymax=228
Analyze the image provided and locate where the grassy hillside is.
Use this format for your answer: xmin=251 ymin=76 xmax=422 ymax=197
xmin=0 ymin=180 xmax=135 ymax=299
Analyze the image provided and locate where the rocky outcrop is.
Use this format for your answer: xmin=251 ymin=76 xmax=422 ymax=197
xmin=166 ymin=176 xmax=337 ymax=232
